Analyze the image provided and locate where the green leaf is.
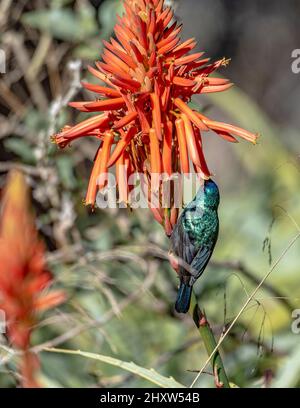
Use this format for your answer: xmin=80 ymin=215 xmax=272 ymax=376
xmin=4 ymin=138 xmax=36 ymax=163
xmin=56 ymin=156 xmax=77 ymax=190
xmin=44 ymin=347 xmax=186 ymax=388
xmin=24 ymin=109 xmax=49 ymax=132
xmin=98 ymin=0 xmax=123 ymax=37
xmin=22 ymin=8 xmax=97 ymax=42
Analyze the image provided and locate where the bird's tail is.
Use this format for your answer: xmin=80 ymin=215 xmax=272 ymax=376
xmin=175 ymin=281 xmax=192 ymax=313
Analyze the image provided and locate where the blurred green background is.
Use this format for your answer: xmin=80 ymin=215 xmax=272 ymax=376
xmin=0 ymin=0 xmax=300 ymax=388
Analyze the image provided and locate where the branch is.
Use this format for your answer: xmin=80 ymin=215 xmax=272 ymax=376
xmin=116 ymin=244 xmax=295 ymax=312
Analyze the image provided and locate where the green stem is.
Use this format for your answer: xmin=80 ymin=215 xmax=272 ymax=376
xmin=189 ymin=291 xmax=230 ymax=388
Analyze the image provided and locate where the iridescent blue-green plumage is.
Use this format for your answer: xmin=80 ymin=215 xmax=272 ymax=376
xmin=171 ymin=179 xmax=220 ymax=313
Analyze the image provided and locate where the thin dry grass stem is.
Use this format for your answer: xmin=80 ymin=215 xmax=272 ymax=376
xmin=211 ymin=260 xmax=295 ymax=312
xmin=190 ymin=231 xmax=300 ymax=387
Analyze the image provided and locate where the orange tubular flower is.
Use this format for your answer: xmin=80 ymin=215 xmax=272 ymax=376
xmin=0 ymin=170 xmax=65 ymax=387
xmin=53 ymin=0 xmax=258 ymax=234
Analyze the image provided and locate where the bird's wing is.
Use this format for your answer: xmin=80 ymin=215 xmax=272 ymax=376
xmin=189 ymin=245 xmax=213 ymax=284
xmin=171 ymin=218 xmax=215 ymax=281
xmin=170 ymin=215 xmax=198 ymax=276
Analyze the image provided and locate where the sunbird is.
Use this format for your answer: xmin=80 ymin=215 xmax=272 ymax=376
xmin=170 ymin=179 xmax=220 ymax=313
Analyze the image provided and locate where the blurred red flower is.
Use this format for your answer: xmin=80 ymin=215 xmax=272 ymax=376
xmin=0 ymin=170 xmax=65 ymax=387
xmin=53 ymin=0 xmax=258 ymax=234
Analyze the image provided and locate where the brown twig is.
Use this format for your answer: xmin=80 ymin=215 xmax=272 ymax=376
xmin=3 ymin=32 xmax=48 ymax=111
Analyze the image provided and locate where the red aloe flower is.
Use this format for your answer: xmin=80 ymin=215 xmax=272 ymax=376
xmin=0 ymin=170 xmax=65 ymax=388
xmin=53 ymin=0 xmax=258 ymax=235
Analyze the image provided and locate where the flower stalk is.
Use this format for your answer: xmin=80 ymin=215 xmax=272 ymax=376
xmin=189 ymin=291 xmax=230 ymax=388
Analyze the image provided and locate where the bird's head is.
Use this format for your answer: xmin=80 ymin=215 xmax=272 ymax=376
xmin=190 ymin=179 xmax=220 ymax=212
xmin=203 ymin=179 xmax=220 ymax=209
